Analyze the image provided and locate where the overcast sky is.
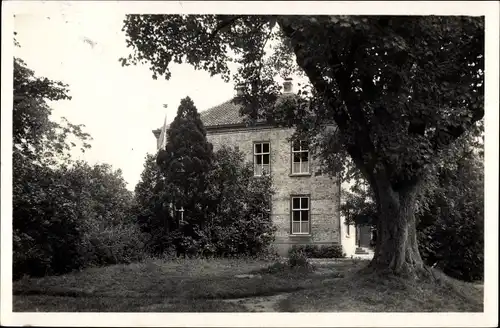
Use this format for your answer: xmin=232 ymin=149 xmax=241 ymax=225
xmin=14 ymin=11 xmax=237 ymax=190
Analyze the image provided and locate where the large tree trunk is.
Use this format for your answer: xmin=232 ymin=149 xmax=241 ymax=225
xmin=367 ymin=176 xmax=425 ymax=278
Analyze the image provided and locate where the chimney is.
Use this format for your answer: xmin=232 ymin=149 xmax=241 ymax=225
xmin=235 ymin=83 xmax=245 ymax=97
xmin=283 ymin=77 xmax=293 ymax=94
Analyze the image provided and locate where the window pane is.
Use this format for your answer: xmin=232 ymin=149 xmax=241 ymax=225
xmin=301 ymin=141 xmax=309 ymax=150
xmin=262 ymin=164 xmax=270 ymax=175
xmin=254 ymin=164 xmax=262 ymax=176
xmin=255 ymin=155 xmax=262 ymax=164
xmin=301 ymin=161 xmax=309 ymax=173
xmin=292 ymin=198 xmax=300 ymax=209
xmin=255 ymin=143 xmax=262 ymax=154
xmin=301 ymin=221 xmax=309 ymax=233
xmin=262 ymin=143 xmax=269 ymax=153
xmin=263 ymin=154 xmax=269 ymax=164
xmin=292 ymin=162 xmax=300 ymax=173
xmin=301 ymin=198 xmax=309 ymax=209
xmin=292 ymin=141 xmax=300 ymax=151
xmin=301 ymin=151 xmax=309 ymax=162
xmin=293 ymin=153 xmax=301 ymax=163
xmin=301 ymin=210 xmax=309 ymax=221
xmin=292 ymin=210 xmax=300 ymax=221
xmin=292 ymin=222 xmax=301 ymax=233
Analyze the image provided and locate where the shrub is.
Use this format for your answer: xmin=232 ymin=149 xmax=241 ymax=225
xmin=288 ymin=248 xmax=309 ymax=267
xmin=417 ymin=149 xmax=484 ymax=282
xmin=289 ymin=244 xmax=345 ymax=259
xmin=135 ymin=143 xmax=277 ymax=258
xmin=82 ymin=222 xmax=148 ymax=266
xmin=287 ymin=247 xmax=315 ymax=272
xmin=204 ymin=146 xmax=276 ymax=257
xmin=13 ymin=164 xmax=86 ymax=279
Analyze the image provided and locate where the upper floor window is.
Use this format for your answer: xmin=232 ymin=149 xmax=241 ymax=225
xmin=291 ymin=196 xmax=310 ymax=234
xmin=254 ymin=142 xmax=270 ymax=176
xmin=291 ymin=140 xmax=309 ymax=174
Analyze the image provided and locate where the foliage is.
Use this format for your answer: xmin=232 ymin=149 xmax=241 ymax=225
xmin=82 ymin=222 xmax=147 ymax=266
xmin=136 ymin=98 xmax=275 ymax=258
xmin=337 ymin=132 xmax=484 ymax=281
xmin=12 ymin=56 xmax=143 ymax=278
xmin=206 ymin=146 xmax=276 ymax=256
xmin=340 ymin=178 xmax=377 ymax=227
xmin=13 ymin=58 xmax=91 ymax=167
xmin=13 ymin=159 xmax=143 ymax=278
xmin=290 ymin=244 xmax=345 ymax=259
xmin=122 ymin=15 xmax=483 ymax=184
xmin=135 ymin=144 xmax=276 ymax=257
xmin=287 ymin=247 xmax=314 ymax=271
xmin=155 ymin=96 xmax=215 ymax=253
xmin=13 ymin=163 xmax=86 ymax=278
xmin=134 ymin=153 xmax=164 ymax=215
xmin=417 ymin=140 xmax=484 ymax=282
xmin=13 ymin=57 xmax=91 ymax=279
xmin=122 ymin=15 xmax=484 ymax=274
xmin=64 ymin=161 xmax=145 ymax=267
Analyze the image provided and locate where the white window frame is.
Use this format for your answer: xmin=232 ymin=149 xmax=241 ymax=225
xmin=175 ymin=206 xmax=185 ymax=223
xmin=253 ymin=142 xmax=270 ymax=176
xmin=291 ymin=196 xmax=310 ymax=235
xmin=291 ymin=140 xmax=310 ymax=174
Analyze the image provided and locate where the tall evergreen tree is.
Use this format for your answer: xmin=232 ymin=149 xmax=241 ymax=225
xmin=157 ymin=97 xmax=214 ymax=251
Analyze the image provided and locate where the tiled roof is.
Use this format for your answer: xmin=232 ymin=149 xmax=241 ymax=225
xmin=153 ymin=98 xmax=245 ymax=135
xmin=153 ymin=94 xmax=296 ymax=134
xmin=199 ymin=93 xmax=295 ymax=128
xmin=199 ymin=98 xmax=244 ymax=127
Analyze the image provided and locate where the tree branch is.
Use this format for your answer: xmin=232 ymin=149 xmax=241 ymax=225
xmin=210 ymin=15 xmax=244 ymax=39
xmin=277 ymin=16 xmax=378 ymax=176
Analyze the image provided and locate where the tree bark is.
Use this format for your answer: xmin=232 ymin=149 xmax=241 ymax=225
xmin=367 ymin=175 xmax=425 ymax=278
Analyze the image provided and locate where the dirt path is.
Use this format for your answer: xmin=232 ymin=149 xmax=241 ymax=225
xmin=222 ymin=293 xmax=291 ymax=312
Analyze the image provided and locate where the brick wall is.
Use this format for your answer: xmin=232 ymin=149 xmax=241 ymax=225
xmin=207 ymin=126 xmax=342 ymax=256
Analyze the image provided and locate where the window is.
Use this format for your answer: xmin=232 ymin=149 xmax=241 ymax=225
xmin=291 ymin=196 xmax=310 ymax=234
xmin=291 ymin=140 xmax=309 ymax=174
xmin=175 ymin=206 xmax=185 ymax=224
xmin=254 ymin=142 xmax=270 ymax=176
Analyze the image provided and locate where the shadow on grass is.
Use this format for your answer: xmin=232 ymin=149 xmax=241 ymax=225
xmin=276 ymin=266 xmax=484 ymax=312
xmin=12 ymin=258 xmax=483 ymax=312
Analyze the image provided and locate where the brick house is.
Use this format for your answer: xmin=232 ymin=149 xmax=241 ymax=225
xmin=153 ymin=79 xmax=361 ymax=257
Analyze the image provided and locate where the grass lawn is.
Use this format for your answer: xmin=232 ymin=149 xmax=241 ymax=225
xmin=13 ymin=258 xmax=483 ymax=312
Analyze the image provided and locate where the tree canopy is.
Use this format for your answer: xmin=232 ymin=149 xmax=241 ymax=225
xmin=14 ymin=57 xmax=92 ymax=168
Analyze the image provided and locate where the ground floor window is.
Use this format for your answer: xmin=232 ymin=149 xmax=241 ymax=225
xmin=175 ymin=206 xmax=185 ymax=223
xmin=291 ymin=196 xmax=310 ymax=234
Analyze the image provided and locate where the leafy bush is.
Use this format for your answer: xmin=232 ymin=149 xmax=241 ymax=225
xmin=205 ymin=146 xmax=276 ymax=257
xmin=137 ymin=145 xmax=277 ymax=258
xmin=13 ymin=160 xmax=147 ymax=279
xmin=82 ymin=222 xmax=148 ymax=266
xmin=417 ymin=148 xmax=484 ymax=282
xmin=12 ymin=56 xmax=147 ymax=279
xmin=13 ymin=163 xmax=86 ymax=279
xmin=288 ymin=248 xmax=309 ymax=267
xmin=289 ymin=244 xmax=345 ymax=259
